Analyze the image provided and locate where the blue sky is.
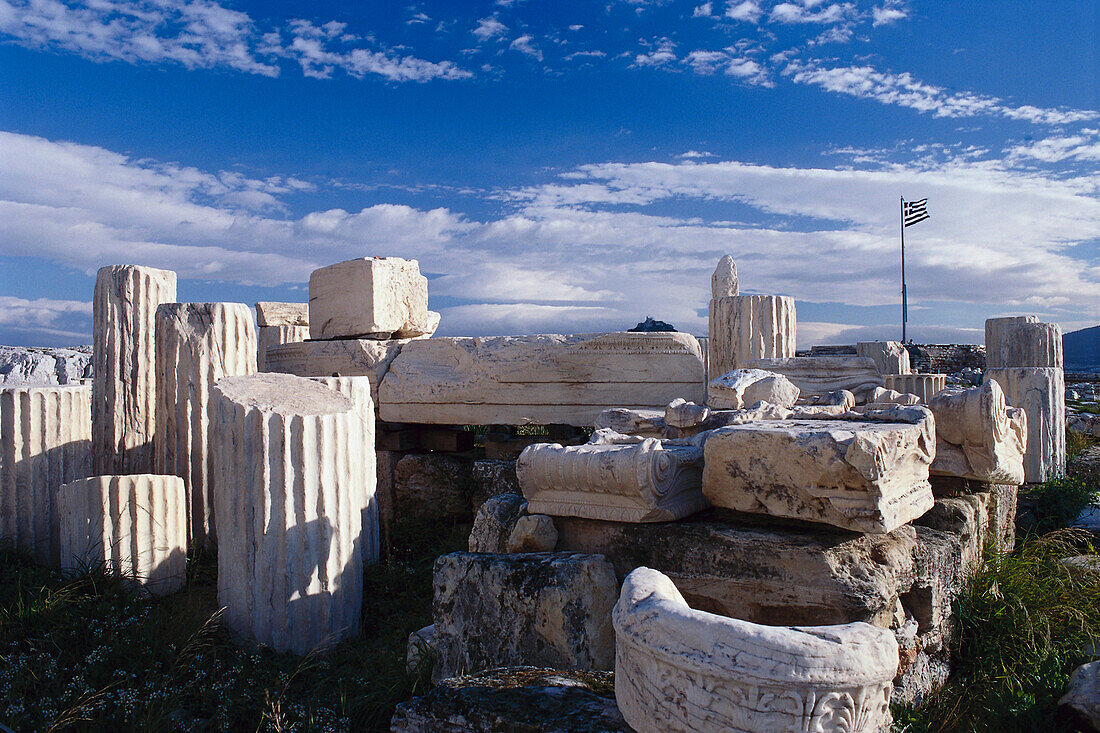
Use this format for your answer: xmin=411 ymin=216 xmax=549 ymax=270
xmin=0 ymin=0 xmax=1097 ymax=347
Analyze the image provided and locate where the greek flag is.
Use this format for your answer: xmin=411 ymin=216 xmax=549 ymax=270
xmin=903 ymin=198 xmax=930 ymax=227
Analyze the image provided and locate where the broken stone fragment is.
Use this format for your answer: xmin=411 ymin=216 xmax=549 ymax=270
xmin=885 ymin=373 xmax=947 ymax=404
xmin=708 ymin=294 xmax=796 ymax=381
xmin=254 ymin=301 xmax=308 ymax=327
xmin=469 ymin=493 xmax=528 ymax=553
xmin=857 ymin=340 xmax=911 ymax=375
xmin=405 ymin=624 xmax=436 ymax=674
xmin=506 ymin=514 xmax=558 ymax=552
xmin=1058 ymin=661 xmax=1100 ymax=731
xmin=984 ymin=367 xmax=1065 ymax=483
xmin=431 ymin=552 xmax=617 ymax=681
xmin=710 ymin=254 xmax=738 ymax=298
xmin=263 ymin=337 xmax=407 ymax=409
xmin=748 ymin=355 xmax=884 ymax=404
xmin=869 ymin=386 xmax=921 ymax=406
xmin=257 ymin=325 xmax=309 ymax=372
xmin=707 ymin=368 xmax=800 ymax=410
xmin=308 ymin=256 xmax=434 ymax=340
xmin=663 ymin=397 xmax=709 ymax=428
xmin=928 ymin=381 xmax=1027 ymax=484
xmin=612 ymin=567 xmax=898 ymax=733
xmin=702 ymin=410 xmax=936 ymax=533
xmin=986 ymin=317 xmax=1062 ymax=369
xmin=594 ymin=408 xmax=666 ymax=438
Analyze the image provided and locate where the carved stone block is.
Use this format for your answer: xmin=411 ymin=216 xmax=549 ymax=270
xmin=928 ymin=381 xmax=1027 ymax=484
xmin=984 ymin=367 xmax=1065 ymax=482
xmin=884 ymin=373 xmax=947 ymax=404
xmin=748 ymin=356 xmax=883 ymax=403
xmin=308 ymin=257 xmax=438 ymax=339
xmin=708 ymin=294 xmax=796 ymax=381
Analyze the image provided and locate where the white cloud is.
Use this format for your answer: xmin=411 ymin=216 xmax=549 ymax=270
xmin=633 ymin=38 xmax=676 ymax=67
xmin=769 ymin=2 xmax=854 ymax=24
xmin=692 ymin=3 xmax=713 ymax=18
xmin=871 ymin=5 xmax=907 ymax=26
xmin=683 ymin=48 xmax=771 ymax=85
xmin=784 ymin=61 xmax=1099 ymax=124
xmin=1007 ymin=131 xmax=1100 ymax=163
xmin=472 ymin=16 xmax=507 ymax=41
xmin=509 ymin=34 xmax=543 ymax=61
xmin=725 ymin=0 xmax=762 ymax=23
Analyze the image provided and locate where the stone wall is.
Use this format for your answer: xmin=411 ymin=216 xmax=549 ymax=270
xmin=906 ymin=344 xmax=986 ymax=374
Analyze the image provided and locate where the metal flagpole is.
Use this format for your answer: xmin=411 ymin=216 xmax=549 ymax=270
xmin=900 ymin=196 xmax=907 ymax=343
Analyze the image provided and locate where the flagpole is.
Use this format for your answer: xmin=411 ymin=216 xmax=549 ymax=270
xmin=900 ymin=196 xmax=907 ymax=343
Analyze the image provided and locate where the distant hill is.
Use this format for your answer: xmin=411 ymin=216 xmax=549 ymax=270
xmin=1065 ymin=325 xmax=1100 ymax=372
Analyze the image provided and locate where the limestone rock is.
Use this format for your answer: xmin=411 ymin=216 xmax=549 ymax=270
xmin=987 ymin=318 xmax=1062 ymax=369
xmin=711 ymin=255 xmax=738 ymax=298
xmin=0 ymin=345 xmax=92 ymax=386
xmin=309 ymin=257 xmax=435 ymax=340
xmin=263 ymin=338 xmax=408 ymax=409
xmin=58 ymin=474 xmax=187 ymax=596
xmin=708 ymin=294 xmax=796 ymax=381
xmin=928 ymin=381 xmax=1027 ymax=484
xmin=885 ymin=373 xmax=947 ymax=404
xmin=702 ymin=412 xmax=936 ymax=533
xmin=869 ymin=387 xmax=921 ymax=406
xmin=805 ymin=389 xmax=856 ymax=409
xmin=212 ymin=373 xmax=366 ymax=654
xmin=255 ymin=301 xmax=308 ymax=327
xmin=394 ymin=453 xmax=473 ymax=520
xmin=468 ymin=493 xmax=528 ymax=553
xmin=469 ymin=460 xmax=520 ymax=510
xmin=664 ymin=398 xmax=708 ymax=428
xmin=594 ymin=408 xmax=666 ymax=438
xmin=432 ymin=552 xmax=617 ymax=680
xmin=612 ymin=567 xmax=898 ymax=733
xmin=390 ymin=667 xmax=628 ymax=733
xmin=858 ymin=340 xmax=911 ymax=375
xmin=1059 ymin=661 xmax=1100 ymax=731
xmin=985 ymin=315 xmax=1038 ymax=367
xmin=93 ymin=264 xmax=177 ymax=475
xmin=985 ymin=367 xmax=1065 ymax=482
xmin=518 ymin=437 xmax=707 ymax=523
xmin=0 ymin=385 xmax=92 ymax=565
xmin=154 ymin=302 xmax=257 ymax=548
xmin=506 ymin=514 xmax=558 ymax=552
xmin=257 ymin=325 xmax=310 ymax=372
xmin=748 ymin=356 xmax=883 ymax=403
xmin=379 ymin=332 xmax=706 ymax=427
xmin=707 ymin=368 xmax=800 ymax=410
xmin=406 ymin=624 xmax=436 ymax=674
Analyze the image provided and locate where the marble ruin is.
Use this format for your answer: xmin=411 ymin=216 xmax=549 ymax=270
xmin=985 ymin=366 xmax=1065 ymax=482
xmin=928 ymin=380 xmax=1027 ymax=485
xmin=255 ymin=301 xmax=309 ymax=372
xmin=612 ymin=567 xmax=898 ymax=733
xmin=212 ymin=373 xmax=368 ymax=654
xmin=0 ymin=385 xmax=92 ymax=566
xmin=986 ymin=316 xmax=1062 ymax=369
xmin=884 ymin=373 xmax=947 ymax=404
xmin=708 ymin=295 xmax=796 ymax=382
xmin=264 ymin=338 xmax=407 ymax=407
xmin=309 ymin=256 xmax=439 ymax=340
xmin=748 ymin=355 xmax=884 ymax=403
xmin=707 ymin=368 xmax=800 ymax=410
xmin=517 ymin=433 xmax=707 ymax=523
xmin=155 ymin=302 xmax=257 ymax=548
xmin=93 ymin=264 xmax=177 ymax=475
xmin=701 ymin=408 xmax=937 ymax=533
xmin=58 ymin=474 xmax=187 ymax=595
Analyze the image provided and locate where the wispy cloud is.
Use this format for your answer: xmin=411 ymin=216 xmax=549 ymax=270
xmin=725 ymin=0 xmax=763 ymax=23
xmin=769 ymin=2 xmax=855 ymax=24
xmin=509 ymin=34 xmax=543 ymax=60
xmin=472 ymin=16 xmax=507 ymax=41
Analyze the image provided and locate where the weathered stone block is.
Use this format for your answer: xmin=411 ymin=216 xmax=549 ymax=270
xmin=702 ymin=413 xmax=936 ymax=533
xmin=885 ymin=373 xmax=947 ymax=404
xmin=469 ymin=459 xmax=520 ymax=510
xmin=58 ymin=474 xmax=187 ymax=595
xmin=255 ymin=302 xmax=308 ymax=327
xmin=928 ymin=381 xmax=1027 ymax=484
xmin=469 ymin=493 xmax=527 ymax=553
xmin=613 ymin=567 xmax=897 ymax=733
xmin=309 ymin=257 xmax=437 ymax=340
xmin=708 ymin=294 xmax=796 ymax=381
xmin=1058 ymin=661 xmax=1100 ymax=731
xmin=985 ymin=367 xmax=1065 ymax=482
xmin=155 ymin=302 xmax=257 ymax=548
xmin=212 ymin=374 xmax=367 ymax=654
xmin=394 ymin=453 xmax=472 ymax=520
xmin=707 ymin=368 xmax=799 ymax=410
xmin=986 ymin=317 xmax=1062 ymax=369
xmin=391 ymin=668 xmax=628 ymax=733
xmin=93 ymin=264 xmax=177 ymax=475
xmin=257 ymin=325 xmax=309 ymax=372
xmin=858 ymin=340 xmax=911 ymax=375
xmin=263 ymin=338 xmax=407 ymax=408
xmin=379 ymin=333 xmax=706 ymax=426
xmin=518 ymin=437 xmax=706 ymax=523
xmin=432 ymin=552 xmax=617 ymax=681
xmin=0 ymin=385 xmax=92 ymax=566
xmin=506 ymin=514 xmax=558 ymax=552
xmin=749 ymin=355 xmax=883 ymax=403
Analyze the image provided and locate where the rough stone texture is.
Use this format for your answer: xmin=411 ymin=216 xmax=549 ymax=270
xmin=394 ymin=453 xmax=473 ymax=520
xmin=58 ymin=474 xmax=187 ymax=596
xmin=868 ymin=387 xmax=920 ymax=406
xmin=379 ymin=332 xmax=706 ymax=426
xmin=707 ymin=368 xmax=800 ymax=410
xmin=469 ymin=459 xmax=520 ymax=510
xmin=406 ymin=624 xmax=436 ymax=674
xmin=748 ymin=356 xmax=883 ymax=404
xmin=858 ymin=341 xmax=911 ymax=375
xmin=919 ymin=480 xmax=1018 ymax=562
xmin=262 ymin=338 xmax=408 ymax=408
xmin=518 ymin=436 xmax=706 ymax=523
xmin=93 ymin=264 xmax=177 ymax=475
xmin=432 ymin=552 xmax=617 ymax=681
xmin=985 ymin=367 xmax=1066 ymax=482
xmin=928 ymin=381 xmax=1027 ymax=484
xmin=594 ymin=408 xmax=666 ymax=438
xmin=309 ymin=257 xmax=437 ymax=340
xmin=155 ymin=302 xmax=257 ymax=548
xmin=309 ymin=377 xmax=379 ymax=565
xmin=0 ymin=385 xmax=92 ymax=566
xmin=1059 ymin=661 xmax=1100 ymax=731
xmin=0 ymin=345 xmax=92 ymax=386
xmin=702 ymin=412 xmax=936 ymax=533
xmin=1069 ymin=447 xmax=1100 ymax=488
xmin=708 ymin=294 xmax=796 ymax=381
xmin=255 ymin=302 xmax=308 ymax=327
xmin=257 ymin=325 xmax=310 ymax=372
xmin=1069 ymin=411 xmax=1100 ymax=439
xmin=711 ymin=255 xmax=738 ymax=298
xmin=664 ymin=398 xmax=708 ymax=429
xmin=506 ymin=515 xmax=558 ymax=552
xmin=390 ymin=668 xmax=628 ymax=733
xmin=469 ymin=493 xmax=528 ymax=553
xmin=884 ymin=373 xmax=947 ymax=404
xmin=613 ymin=567 xmax=897 ymax=733
xmin=986 ymin=316 xmax=1063 ymax=369
xmin=905 ymin=344 xmax=986 ymax=375
xmin=212 ymin=373 xmax=366 ymax=654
